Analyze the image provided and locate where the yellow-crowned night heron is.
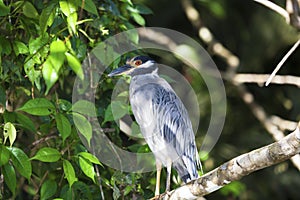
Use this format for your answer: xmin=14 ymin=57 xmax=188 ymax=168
xmin=108 ymin=56 xmax=201 ymax=196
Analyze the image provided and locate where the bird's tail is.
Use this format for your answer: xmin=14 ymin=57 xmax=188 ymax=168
xmin=173 ymin=157 xmax=199 ymax=183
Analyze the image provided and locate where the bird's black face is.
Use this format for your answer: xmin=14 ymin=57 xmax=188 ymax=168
xmin=108 ymin=55 xmax=156 ymax=77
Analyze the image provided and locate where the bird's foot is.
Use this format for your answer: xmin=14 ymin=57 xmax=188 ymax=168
xmin=149 ymin=191 xmax=171 ymax=200
xmin=149 ymin=194 xmax=161 ymax=200
xmin=166 ymin=190 xmax=172 ymax=196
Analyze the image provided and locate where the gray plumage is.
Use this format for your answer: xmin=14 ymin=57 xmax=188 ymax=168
xmin=109 ymin=56 xmax=200 ymax=194
xmin=130 ymin=68 xmax=200 ymax=182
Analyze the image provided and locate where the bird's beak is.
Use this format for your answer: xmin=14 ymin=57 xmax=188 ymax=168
xmin=108 ymin=64 xmax=133 ymax=77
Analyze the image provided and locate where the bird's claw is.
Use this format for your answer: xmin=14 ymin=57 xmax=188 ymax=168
xmin=149 ymin=191 xmax=171 ymax=200
xmin=149 ymin=194 xmax=161 ymax=200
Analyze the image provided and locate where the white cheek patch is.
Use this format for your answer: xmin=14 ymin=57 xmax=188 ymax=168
xmin=124 ymin=68 xmax=135 ymax=75
xmin=137 ymin=60 xmax=155 ymax=69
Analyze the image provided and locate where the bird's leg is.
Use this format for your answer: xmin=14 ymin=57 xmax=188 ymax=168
xmin=166 ymin=160 xmax=172 ymax=193
xmin=155 ymin=161 xmax=162 ymax=196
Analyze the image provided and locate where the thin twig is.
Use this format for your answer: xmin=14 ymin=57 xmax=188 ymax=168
xmin=95 ymin=164 xmax=105 ymax=200
xmin=265 ymin=39 xmax=300 ymax=86
xmin=254 ymin=0 xmax=290 ymax=21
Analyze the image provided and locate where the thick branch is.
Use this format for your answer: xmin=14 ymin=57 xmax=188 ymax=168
xmin=164 ymin=124 xmax=300 ymax=199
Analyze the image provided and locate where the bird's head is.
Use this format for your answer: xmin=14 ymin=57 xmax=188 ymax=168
xmin=108 ymin=55 xmax=157 ymax=77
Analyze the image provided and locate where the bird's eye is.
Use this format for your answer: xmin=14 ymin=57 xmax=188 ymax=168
xmin=134 ymin=60 xmax=142 ymax=66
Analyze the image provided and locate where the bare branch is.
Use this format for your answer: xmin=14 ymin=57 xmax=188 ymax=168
xmin=164 ymin=124 xmax=300 ymax=199
xmin=232 ymin=73 xmax=300 ymax=87
xmin=286 ymin=0 xmax=300 ymax=29
xmin=181 ymin=0 xmax=240 ymax=70
xmin=265 ymin=39 xmax=300 ymax=86
xmin=254 ymin=0 xmax=290 ymax=21
xmin=269 ymin=115 xmax=298 ymax=131
xmin=233 ymin=85 xmax=300 ymax=171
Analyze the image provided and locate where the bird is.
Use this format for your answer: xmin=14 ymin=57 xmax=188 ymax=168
xmin=108 ymin=55 xmax=201 ymax=196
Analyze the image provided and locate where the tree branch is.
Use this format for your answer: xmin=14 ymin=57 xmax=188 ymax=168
xmin=231 ymin=73 xmax=300 ymax=87
xmin=253 ymin=0 xmax=290 ymax=21
xmin=181 ymin=0 xmax=240 ymax=70
xmin=139 ymin=4 xmax=300 ymax=198
xmin=265 ymin=39 xmax=300 ymax=86
xmin=163 ymin=123 xmax=300 ymax=199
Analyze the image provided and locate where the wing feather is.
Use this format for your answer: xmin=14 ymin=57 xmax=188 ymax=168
xmin=130 ymin=76 xmax=200 ymax=182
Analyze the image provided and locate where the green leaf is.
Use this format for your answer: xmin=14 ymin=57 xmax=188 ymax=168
xmin=113 ymin=184 xmax=121 ymax=200
xmin=42 ymin=60 xmax=59 ymax=95
xmin=40 ymin=180 xmax=57 ymax=200
xmin=83 ymin=0 xmax=98 ymax=16
xmin=135 ymin=4 xmax=152 ymax=14
xmin=65 ymin=52 xmax=83 ymax=80
xmin=0 ymin=145 xmax=10 ymax=166
xmin=23 ymin=1 xmax=38 ymax=19
xmin=60 ymin=0 xmax=78 ymax=35
xmin=16 ymin=112 xmax=36 ymax=132
xmin=29 ymin=35 xmax=49 ymax=55
xmin=72 ymin=113 xmax=92 ymax=146
xmin=67 ymin=12 xmax=78 ymax=35
xmin=48 ymin=40 xmax=66 ymax=72
xmin=0 ymin=85 xmax=5 ymax=108
xmin=125 ymin=26 xmax=139 ymax=44
xmin=60 ymin=0 xmax=77 ymax=17
xmin=3 ymin=111 xmax=16 ymax=123
xmin=78 ymin=152 xmax=101 ymax=165
xmin=31 ymin=147 xmax=61 ymax=162
xmin=103 ymin=105 xmax=113 ymax=123
xmin=50 ymin=40 xmax=66 ymax=52
xmin=220 ymin=181 xmax=246 ymax=197
xmin=127 ymin=4 xmax=153 ymax=14
xmin=72 ymin=100 xmax=97 ymax=117
xmin=130 ymin=121 xmax=142 ymax=138
xmin=120 ymin=0 xmax=133 ymax=6
xmin=24 ymin=58 xmax=42 ymax=85
xmin=0 ymin=36 xmax=11 ymax=55
xmin=207 ymin=1 xmax=226 ymax=18
xmin=0 ymin=1 xmax=9 ymax=16
xmin=13 ymin=41 xmax=29 ymax=56
xmin=55 ymin=113 xmax=71 ymax=142
xmin=40 ymin=3 xmax=56 ymax=34
xmin=3 ymin=164 xmax=16 ymax=195
xmin=131 ymin=12 xmax=145 ymax=26
xmin=17 ymin=98 xmax=55 ymax=116
xmin=3 ymin=122 xmax=17 ymax=147
xmin=124 ymin=185 xmax=134 ymax=196
xmin=104 ymin=101 xmax=128 ymax=123
xmin=79 ymin=156 xmax=95 ymax=183
xmin=58 ymin=99 xmax=72 ymax=112
xmin=63 ymin=160 xmax=78 ymax=187
xmin=8 ymin=147 xmax=32 ymax=180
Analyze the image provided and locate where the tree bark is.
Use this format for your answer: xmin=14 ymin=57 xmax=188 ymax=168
xmin=162 ymin=122 xmax=300 ymax=200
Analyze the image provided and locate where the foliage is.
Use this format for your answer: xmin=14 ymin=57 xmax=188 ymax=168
xmin=0 ymin=0 xmax=152 ymax=199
